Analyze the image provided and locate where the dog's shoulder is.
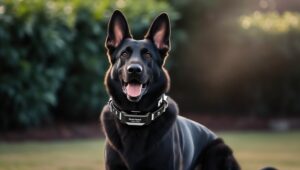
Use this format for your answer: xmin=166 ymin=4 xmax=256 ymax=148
xmin=176 ymin=116 xmax=217 ymax=142
xmin=100 ymin=104 xmax=111 ymax=120
xmin=175 ymin=116 xmax=217 ymax=168
xmin=100 ymin=104 xmax=114 ymax=128
xmin=100 ymin=104 xmax=123 ymax=151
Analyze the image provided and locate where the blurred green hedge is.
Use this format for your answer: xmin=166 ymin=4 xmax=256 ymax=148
xmin=0 ymin=0 xmax=179 ymax=130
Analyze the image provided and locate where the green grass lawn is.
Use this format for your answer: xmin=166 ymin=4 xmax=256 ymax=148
xmin=220 ymin=131 xmax=300 ymax=170
xmin=0 ymin=131 xmax=299 ymax=170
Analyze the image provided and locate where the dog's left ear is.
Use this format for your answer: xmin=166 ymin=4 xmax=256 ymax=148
xmin=145 ymin=13 xmax=170 ymax=58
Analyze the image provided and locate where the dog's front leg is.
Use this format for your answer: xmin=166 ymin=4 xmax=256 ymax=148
xmin=105 ymin=144 xmax=128 ymax=170
xmin=199 ymin=138 xmax=241 ymax=170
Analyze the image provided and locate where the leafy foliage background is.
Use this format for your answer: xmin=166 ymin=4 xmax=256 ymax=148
xmin=1 ymin=0 xmax=299 ymax=130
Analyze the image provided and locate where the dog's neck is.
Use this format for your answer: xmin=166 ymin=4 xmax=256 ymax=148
xmin=108 ymin=94 xmax=168 ymax=126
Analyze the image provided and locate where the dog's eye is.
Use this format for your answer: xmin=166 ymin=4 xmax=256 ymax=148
xmin=120 ymin=51 xmax=129 ymax=59
xmin=144 ymin=52 xmax=152 ymax=60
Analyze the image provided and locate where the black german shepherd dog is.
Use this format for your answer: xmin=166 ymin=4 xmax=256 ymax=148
xmin=100 ymin=10 xmax=241 ymax=170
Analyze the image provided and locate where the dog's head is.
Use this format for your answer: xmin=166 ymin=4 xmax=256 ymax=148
xmin=104 ymin=10 xmax=170 ymax=109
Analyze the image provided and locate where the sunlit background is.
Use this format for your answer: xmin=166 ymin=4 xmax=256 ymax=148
xmin=0 ymin=0 xmax=299 ymax=170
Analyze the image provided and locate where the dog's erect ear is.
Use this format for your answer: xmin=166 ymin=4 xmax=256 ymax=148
xmin=106 ymin=10 xmax=132 ymax=55
xmin=145 ymin=13 xmax=170 ymax=56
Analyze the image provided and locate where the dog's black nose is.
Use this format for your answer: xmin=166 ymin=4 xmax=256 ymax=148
xmin=127 ymin=64 xmax=143 ymax=74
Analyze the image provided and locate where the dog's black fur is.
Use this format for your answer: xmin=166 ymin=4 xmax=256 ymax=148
xmin=100 ymin=10 xmax=241 ymax=170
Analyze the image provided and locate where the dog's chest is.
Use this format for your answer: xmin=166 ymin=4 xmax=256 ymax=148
xmin=118 ymin=123 xmax=183 ymax=169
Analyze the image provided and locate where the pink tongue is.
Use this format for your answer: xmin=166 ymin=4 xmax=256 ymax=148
xmin=126 ymin=83 xmax=142 ymax=97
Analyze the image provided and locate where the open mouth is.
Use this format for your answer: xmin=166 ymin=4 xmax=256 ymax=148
xmin=122 ymin=80 xmax=149 ymax=102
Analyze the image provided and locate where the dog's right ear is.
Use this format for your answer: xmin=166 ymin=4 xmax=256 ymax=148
xmin=105 ymin=10 xmax=132 ymax=59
